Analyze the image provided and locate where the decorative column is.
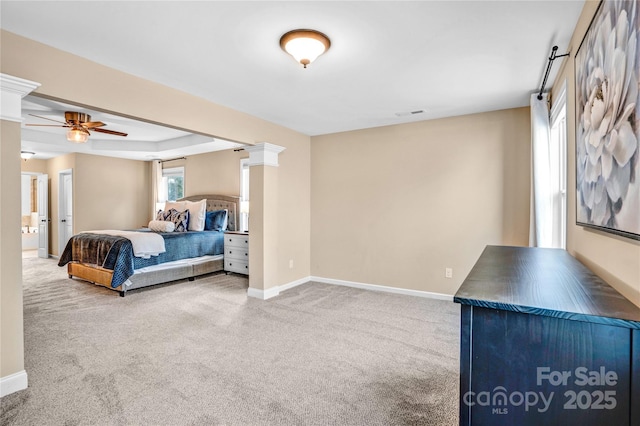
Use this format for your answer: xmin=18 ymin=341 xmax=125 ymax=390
xmin=243 ymin=142 xmax=285 ymax=299
xmin=0 ymin=74 xmax=40 ymax=397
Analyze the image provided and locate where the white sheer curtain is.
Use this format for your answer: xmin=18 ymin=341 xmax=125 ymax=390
xmin=529 ymin=93 xmax=553 ymax=247
xmin=151 ymin=160 xmax=165 ymax=219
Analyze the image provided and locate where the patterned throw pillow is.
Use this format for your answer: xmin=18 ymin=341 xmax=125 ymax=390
xmin=156 ymin=209 xmax=169 ymax=221
xmin=167 ymin=208 xmax=190 ymax=232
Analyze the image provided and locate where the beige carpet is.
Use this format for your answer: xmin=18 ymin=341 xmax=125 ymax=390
xmin=1 ymin=252 xmax=460 ymax=425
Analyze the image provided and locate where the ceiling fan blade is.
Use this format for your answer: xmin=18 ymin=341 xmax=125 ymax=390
xmin=25 ymin=124 xmax=71 ymax=127
xmin=83 ymin=121 xmax=106 ymax=129
xmin=92 ymin=128 xmax=128 ymax=137
xmin=28 ymin=113 xmax=68 ymax=125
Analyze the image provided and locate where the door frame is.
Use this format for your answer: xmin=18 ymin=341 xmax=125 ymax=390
xmin=58 ymin=169 xmax=73 ymax=256
xmin=36 ymin=173 xmax=49 ymax=258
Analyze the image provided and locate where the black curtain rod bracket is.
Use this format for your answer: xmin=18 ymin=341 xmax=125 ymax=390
xmin=537 ymin=45 xmax=570 ymax=100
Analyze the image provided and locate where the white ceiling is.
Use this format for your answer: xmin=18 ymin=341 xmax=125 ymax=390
xmin=2 ymin=1 xmax=585 ymax=159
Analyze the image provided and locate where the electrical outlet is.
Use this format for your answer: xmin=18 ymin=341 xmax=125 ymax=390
xmin=289 ymin=259 xmax=294 ymax=269
xmin=445 ymin=268 xmax=453 ymax=279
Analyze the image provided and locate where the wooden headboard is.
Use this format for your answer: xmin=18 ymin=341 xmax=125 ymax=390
xmin=179 ymin=194 xmax=240 ymax=232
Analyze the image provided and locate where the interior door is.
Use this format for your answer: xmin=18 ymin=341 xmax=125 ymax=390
xmin=37 ymin=174 xmax=48 ymax=258
xmin=60 ymin=172 xmax=73 ymax=254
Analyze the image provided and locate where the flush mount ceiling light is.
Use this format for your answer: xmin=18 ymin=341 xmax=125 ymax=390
xmin=280 ymin=29 xmax=331 ymax=68
xmin=20 ymin=151 xmax=35 ymax=161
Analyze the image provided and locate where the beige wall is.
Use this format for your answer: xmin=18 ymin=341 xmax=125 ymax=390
xmin=20 ymin=158 xmax=47 ymax=174
xmin=275 ymin=136 xmax=311 ymax=285
xmin=183 ymin=149 xmax=247 ymax=197
xmin=74 ymin=154 xmax=150 ymax=232
xmin=1 ymin=120 xmax=26 ymax=379
xmin=553 ymin=1 xmax=640 ymax=307
xmin=311 ymin=107 xmax=531 ymax=295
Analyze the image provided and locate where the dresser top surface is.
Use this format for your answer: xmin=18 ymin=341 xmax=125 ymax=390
xmin=454 ymin=245 xmax=640 ymax=328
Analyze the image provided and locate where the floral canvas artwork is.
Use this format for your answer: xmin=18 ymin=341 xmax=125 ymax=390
xmin=576 ymin=0 xmax=640 ymax=240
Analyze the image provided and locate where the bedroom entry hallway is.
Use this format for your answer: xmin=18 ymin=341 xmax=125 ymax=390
xmin=1 ymin=252 xmax=460 ymax=425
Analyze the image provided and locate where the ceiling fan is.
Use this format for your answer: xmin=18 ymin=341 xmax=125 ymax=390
xmin=26 ymin=111 xmax=128 ymax=143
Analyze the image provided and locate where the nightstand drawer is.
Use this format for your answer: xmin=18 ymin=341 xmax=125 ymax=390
xmin=224 ymin=259 xmax=248 ymax=274
xmin=225 ymin=247 xmax=249 ymax=260
xmin=225 ymin=235 xmax=249 ymax=248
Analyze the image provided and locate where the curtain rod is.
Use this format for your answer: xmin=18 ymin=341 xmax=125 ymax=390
xmin=159 ymin=157 xmax=186 ymax=163
xmin=537 ymin=46 xmax=569 ymax=100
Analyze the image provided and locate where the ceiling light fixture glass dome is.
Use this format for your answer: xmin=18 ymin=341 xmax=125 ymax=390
xmin=280 ymin=29 xmax=331 ymax=68
xmin=20 ymin=151 xmax=35 ymax=160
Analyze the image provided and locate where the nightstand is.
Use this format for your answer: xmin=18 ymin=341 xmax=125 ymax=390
xmin=224 ymin=231 xmax=249 ymax=275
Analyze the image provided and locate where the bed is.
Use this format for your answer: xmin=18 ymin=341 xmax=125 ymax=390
xmin=58 ymin=194 xmax=240 ymax=296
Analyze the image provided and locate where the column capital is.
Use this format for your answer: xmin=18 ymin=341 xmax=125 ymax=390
xmin=0 ymin=74 xmax=40 ymax=122
xmin=244 ymin=142 xmax=286 ymax=167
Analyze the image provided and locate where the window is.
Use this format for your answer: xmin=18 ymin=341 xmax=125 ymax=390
xmin=240 ymin=159 xmax=249 ymax=232
xmin=162 ymin=167 xmax=184 ymax=202
xmin=550 ymin=83 xmax=567 ymax=249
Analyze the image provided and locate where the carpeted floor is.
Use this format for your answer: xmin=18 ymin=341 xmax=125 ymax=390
xmin=1 ymin=252 xmax=460 ymax=425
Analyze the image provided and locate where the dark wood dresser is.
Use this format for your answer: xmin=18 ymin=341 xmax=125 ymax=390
xmin=454 ymin=245 xmax=640 ymax=426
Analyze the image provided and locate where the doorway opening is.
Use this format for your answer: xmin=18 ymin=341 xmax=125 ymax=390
xmin=58 ymin=169 xmax=73 ymax=256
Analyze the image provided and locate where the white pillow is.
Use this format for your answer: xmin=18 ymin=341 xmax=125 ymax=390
xmin=164 ymin=201 xmax=187 ymax=212
xmin=184 ymin=199 xmax=206 ymax=231
xmin=148 ymin=220 xmax=175 ymax=232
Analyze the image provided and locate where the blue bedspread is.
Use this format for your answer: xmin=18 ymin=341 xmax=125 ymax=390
xmin=59 ymin=230 xmax=224 ymax=288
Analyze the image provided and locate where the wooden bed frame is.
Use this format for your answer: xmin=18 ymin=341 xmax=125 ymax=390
xmin=67 ymin=194 xmax=239 ymax=296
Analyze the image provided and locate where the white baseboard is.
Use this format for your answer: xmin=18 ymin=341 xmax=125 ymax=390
xmin=0 ymin=370 xmax=28 ymax=397
xmin=247 ymin=275 xmax=452 ymax=302
xmin=247 ymin=286 xmax=280 ymax=300
xmin=310 ymin=276 xmax=454 ymax=301
xmin=247 ymin=276 xmax=309 ymax=300
xmin=278 ymin=276 xmax=311 ymax=293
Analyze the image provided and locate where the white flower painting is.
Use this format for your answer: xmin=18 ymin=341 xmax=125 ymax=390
xmin=576 ymin=0 xmax=640 ymax=239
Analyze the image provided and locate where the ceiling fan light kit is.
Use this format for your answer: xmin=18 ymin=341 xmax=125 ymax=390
xmin=26 ymin=110 xmax=128 ymax=143
xmin=280 ymin=29 xmax=330 ymax=68
xmin=67 ymin=126 xmax=90 ymax=143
